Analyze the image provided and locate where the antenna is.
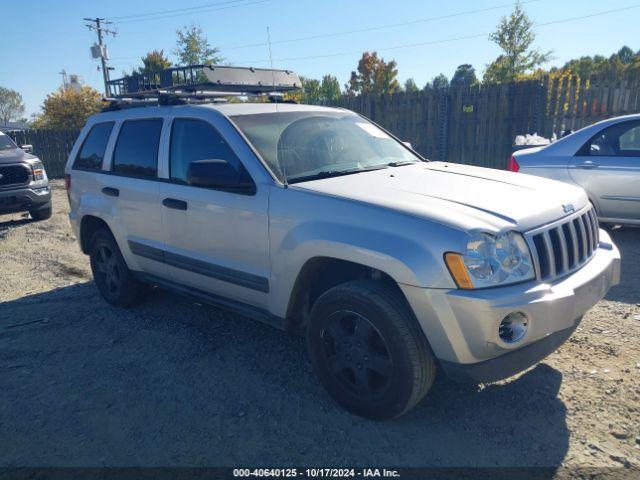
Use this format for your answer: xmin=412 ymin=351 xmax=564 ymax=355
xmin=267 ymin=27 xmax=277 ymax=100
xmin=267 ymin=26 xmax=288 ymax=188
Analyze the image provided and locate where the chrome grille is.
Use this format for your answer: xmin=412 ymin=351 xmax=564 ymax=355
xmin=528 ymin=207 xmax=599 ymax=281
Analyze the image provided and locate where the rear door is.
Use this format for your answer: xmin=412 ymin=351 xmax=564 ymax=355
xmin=570 ymin=120 xmax=640 ymax=221
xmin=158 ymin=115 xmax=270 ymax=308
xmin=101 ymin=117 xmax=168 ymax=278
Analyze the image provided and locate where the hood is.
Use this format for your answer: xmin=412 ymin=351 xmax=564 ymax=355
xmin=0 ymin=147 xmax=36 ymax=165
xmin=293 ymin=161 xmax=588 ymax=233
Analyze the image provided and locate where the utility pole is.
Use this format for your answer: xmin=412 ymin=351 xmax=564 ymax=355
xmin=59 ymin=69 xmax=68 ymax=89
xmin=84 ymin=17 xmax=116 ymax=96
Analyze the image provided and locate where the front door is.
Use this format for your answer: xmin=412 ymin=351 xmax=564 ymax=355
xmin=159 ymin=117 xmax=270 ymax=308
xmin=570 ymin=120 xmax=640 ymax=221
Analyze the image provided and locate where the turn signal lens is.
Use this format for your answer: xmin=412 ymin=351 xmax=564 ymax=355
xmin=444 ymin=252 xmax=474 ymax=289
xmin=507 ymin=156 xmax=520 ymax=172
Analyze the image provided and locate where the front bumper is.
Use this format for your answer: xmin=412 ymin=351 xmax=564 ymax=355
xmin=401 ymin=229 xmax=620 ymax=383
xmin=0 ymin=184 xmax=51 ymax=214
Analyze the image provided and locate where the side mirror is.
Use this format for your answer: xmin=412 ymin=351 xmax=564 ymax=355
xmin=403 ymin=141 xmax=413 ymax=149
xmin=21 ymin=144 xmax=33 ymax=153
xmin=187 ymin=159 xmax=254 ymax=193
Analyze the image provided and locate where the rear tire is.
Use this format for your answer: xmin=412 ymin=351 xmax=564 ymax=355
xmin=89 ymin=228 xmax=144 ymax=307
xmin=29 ymin=203 xmax=52 ymax=221
xmin=306 ymin=280 xmax=436 ymax=420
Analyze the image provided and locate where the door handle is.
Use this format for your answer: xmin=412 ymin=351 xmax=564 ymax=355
xmin=101 ymin=187 xmax=119 ymax=197
xmin=162 ymin=198 xmax=188 ymax=211
xmin=576 ymin=161 xmax=599 ymax=169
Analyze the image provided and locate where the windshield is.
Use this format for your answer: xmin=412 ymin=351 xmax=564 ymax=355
xmin=0 ymin=132 xmax=18 ymax=151
xmin=230 ymin=111 xmax=423 ymax=183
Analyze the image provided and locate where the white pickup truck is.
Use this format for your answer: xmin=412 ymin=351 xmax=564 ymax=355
xmin=65 ymin=99 xmax=620 ymax=420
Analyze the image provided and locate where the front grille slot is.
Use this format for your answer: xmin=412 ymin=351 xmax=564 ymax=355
xmin=0 ymin=165 xmax=30 ymax=187
xmin=530 ymin=207 xmax=599 ymax=281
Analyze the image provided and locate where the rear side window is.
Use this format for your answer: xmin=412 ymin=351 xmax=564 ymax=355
xmin=579 ymin=120 xmax=640 ymax=157
xmin=73 ymin=122 xmax=114 ymax=170
xmin=169 ymin=118 xmax=248 ymax=184
xmin=112 ymin=119 xmax=163 ymax=177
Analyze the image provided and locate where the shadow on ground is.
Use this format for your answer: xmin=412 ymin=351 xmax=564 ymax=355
xmin=605 ymin=227 xmax=640 ymax=304
xmin=1 ymin=282 xmax=568 ymax=468
xmin=0 ymin=215 xmax=34 ymax=231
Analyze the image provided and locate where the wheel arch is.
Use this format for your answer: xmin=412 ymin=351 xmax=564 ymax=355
xmin=284 ymin=256 xmax=411 ymax=334
xmin=79 ymin=215 xmax=113 ymax=254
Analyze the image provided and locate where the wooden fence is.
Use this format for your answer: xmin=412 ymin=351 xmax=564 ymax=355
xmin=7 ymin=129 xmax=79 ymax=179
xmin=7 ymin=72 xmax=640 ymax=178
xmin=323 ymin=72 xmax=640 ymax=169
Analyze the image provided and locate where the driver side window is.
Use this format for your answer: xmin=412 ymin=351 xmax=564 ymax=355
xmin=169 ymin=118 xmax=248 ymax=183
xmin=583 ymin=120 xmax=640 ymax=157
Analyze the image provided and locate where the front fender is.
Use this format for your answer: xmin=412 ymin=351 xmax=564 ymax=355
xmin=269 ymin=218 xmax=459 ymax=318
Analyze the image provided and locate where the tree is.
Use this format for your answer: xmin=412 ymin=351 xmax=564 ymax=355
xmin=549 ymin=46 xmax=640 ymax=78
xmin=427 ymin=74 xmax=449 ymax=90
xmin=0 ymin=87 xmax=25 ymax=126
xmin=300 ymin=77 xmax=321 ymax=103
xmin=451 ymin=64 xmax=477 ymax=87
xmin=347 ymin=52 xmax=400 ymax=96
xmin=319 ymin=75 xmax=341 ymax=102
xmin=174 ymin=24 xmax=222 ymax=66
xmin=616 ymin=46 xmax=635 ymax=65
xmin=484 ymin=3 xmax=551 ymax=83
xmin=403 ymin=78 xmax=419 ymax=92
xmin=136 ymin=49 xmax=172 ymax=75
xmin=31 ymin=87 xmax=102 ymax=130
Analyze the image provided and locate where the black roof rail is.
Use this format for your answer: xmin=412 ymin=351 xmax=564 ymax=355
xmin=106 ymin=65 xmax=301 ymax=100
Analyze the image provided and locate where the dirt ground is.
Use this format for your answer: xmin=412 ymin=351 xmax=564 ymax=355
xmin=1 ymin=180 xmax=639 ymax=471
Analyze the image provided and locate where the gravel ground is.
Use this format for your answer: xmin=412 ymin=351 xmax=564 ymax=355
xmin=1 ymin=180 xmax=639 ymax=470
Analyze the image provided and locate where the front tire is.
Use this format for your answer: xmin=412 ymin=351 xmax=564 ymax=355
xmin=89 ymin=229 xmax=144 ymax=307
xmin=306 ymin=280 xmax=436 ymax=420
xmin=29 ymin=203 xmax=52 ymax=221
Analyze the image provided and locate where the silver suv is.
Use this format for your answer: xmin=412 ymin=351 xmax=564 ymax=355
xmin=66 ymin=100 xmax=620 ymax=419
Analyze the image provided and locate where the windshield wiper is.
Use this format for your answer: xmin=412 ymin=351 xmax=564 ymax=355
xmin=288 ymin=164 xmax=388 ymax=184
xmin=387 ymin=160 xmax=419 ymax=167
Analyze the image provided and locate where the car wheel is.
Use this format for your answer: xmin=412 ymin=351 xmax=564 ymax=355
xmin=306 ymin=280 xmax=436 ymax=420
xmin=89 ymin=229 xmax=144 ymax=307
xmin=29 ymin=204 xmax=52 ymax=221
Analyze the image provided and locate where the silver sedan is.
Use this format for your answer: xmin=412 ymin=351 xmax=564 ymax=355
xmin=511 ymin=114 xmax=640 ymax=226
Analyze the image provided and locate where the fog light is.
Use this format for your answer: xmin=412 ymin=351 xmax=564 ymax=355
xmin=499 ymin=312 xmax=528 ymax=343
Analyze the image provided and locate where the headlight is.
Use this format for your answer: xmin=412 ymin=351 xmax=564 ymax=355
xmin=445 ymin=231 xmax=534 ymax=289
xmin=31 ymin=161 xmax=47 ymax=182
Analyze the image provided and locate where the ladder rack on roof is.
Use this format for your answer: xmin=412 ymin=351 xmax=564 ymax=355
xmin=106 ymin=65 xmax=301 ymax=100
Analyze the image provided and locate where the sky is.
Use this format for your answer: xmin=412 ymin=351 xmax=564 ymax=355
xmin=1 ymin=0 xmax=639 ymax=117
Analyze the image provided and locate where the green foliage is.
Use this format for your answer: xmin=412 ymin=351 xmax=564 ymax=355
xmin=136 ymin=50 xmax=172 ymax=75
xmin=549 ymin=46 xmax=640 ymax=78
xmin=300 ymin=76 xmax=321 ymax=103
xmin=403 ymin=78 xmax=419 ymax=92
xmin=451 ymin=64 xmax=477 ymax=87
xmin=31 ymin=87 xmax=102 ymax=130
xmin=0 ymin=86 xmax=25 ymax=125
xmin=427 ymin=74 xmax=449 ymax=90
xmin=174 ymin=24 xmax=222 ymax=66
xmin=319 ymin=75 xmax=342 ymax=102
xmin=347 ymin=52 xmax=400 ymax=95
xmin=484 ymin=3 xmax=551 ymax=83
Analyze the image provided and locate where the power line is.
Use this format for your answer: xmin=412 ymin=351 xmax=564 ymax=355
xmin=221 ymin=0 xmax=542 ymax=51
xmin=234 ymin=4 xmax=640 ymax=65
xmin=110 ymin=0 xmax=250 ymax=20
xmin=112 ymin=0 xmax=269 ymax=24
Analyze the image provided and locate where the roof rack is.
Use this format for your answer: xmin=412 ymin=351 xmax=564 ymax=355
xmin=106 ymin=65 xmax=301 ymax=100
